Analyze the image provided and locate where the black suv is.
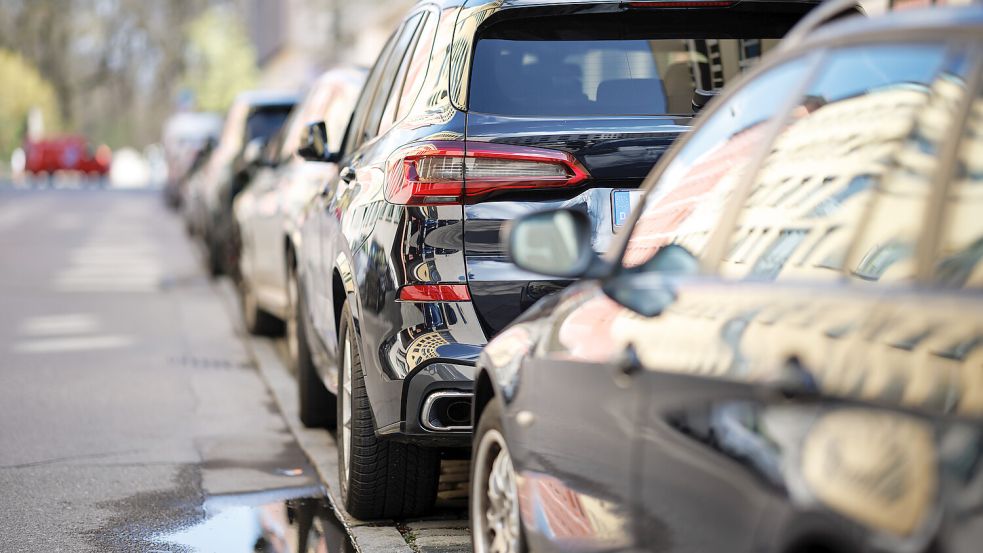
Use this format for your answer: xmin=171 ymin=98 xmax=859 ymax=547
xmin=293 ymin=0 xmax=820 ymax=519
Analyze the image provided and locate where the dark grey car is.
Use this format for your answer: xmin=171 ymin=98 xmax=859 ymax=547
xmin=471 ymin=5 xmax=983 ymax=553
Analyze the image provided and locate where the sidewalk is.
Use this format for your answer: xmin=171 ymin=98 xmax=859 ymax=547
xmin=212 ymin=280 xmax=474 ymax=553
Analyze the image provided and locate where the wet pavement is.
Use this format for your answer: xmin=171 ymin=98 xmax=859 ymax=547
xmin=0 ymin=187 xmax=328 ymax=551
xmin=158 ymin=492 xmax=354 ymax=553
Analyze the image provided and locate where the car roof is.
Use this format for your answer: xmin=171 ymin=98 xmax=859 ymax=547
xmin=422 ymin=0 xmax=820 ymax=12
xmin=233 ymin=90 xmax=299 ymax=108
xmin=791 ymin=3 xmax=983 ymax=51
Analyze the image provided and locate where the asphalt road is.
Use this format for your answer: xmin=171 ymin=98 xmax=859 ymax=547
xmin=0 ymin=185 xmax=324 ymax=551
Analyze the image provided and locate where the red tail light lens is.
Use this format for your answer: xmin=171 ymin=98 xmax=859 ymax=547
xmin=385 ymin=141 xmax=589 ymax=205
xmin=398 ymin=284 xmax=472 ymax=302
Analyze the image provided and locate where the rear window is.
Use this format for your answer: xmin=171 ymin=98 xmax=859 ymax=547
xmin=244 ymin=104 xmax=294 ymax=143
xmin=468 ymin=11 xmax=807 ymax=117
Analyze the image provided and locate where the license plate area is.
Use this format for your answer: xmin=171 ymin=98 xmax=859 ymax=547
xmin=612 ymin=189 xmax=645 ymax=232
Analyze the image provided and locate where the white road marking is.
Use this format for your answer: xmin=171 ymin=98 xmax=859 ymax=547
xmin=52 ymin=210 xmax=163 ymax=293
xmin=12 ymin=335 xmax=133 ymax=354
xmin=19 ymin=314 xmax=99 ymax=336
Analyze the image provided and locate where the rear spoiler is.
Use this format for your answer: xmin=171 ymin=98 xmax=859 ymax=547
xmin=779 ymin=0 xmax=866 ymax=50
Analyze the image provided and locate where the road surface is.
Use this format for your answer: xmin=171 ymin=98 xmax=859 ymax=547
xmin=0 ymin=186 xmax=327 ymax=551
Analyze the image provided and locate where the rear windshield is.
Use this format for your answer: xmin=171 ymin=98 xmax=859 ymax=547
xmin=468 ymin=11 xmax=805 ymax=117
xmin=244 ymin=105 xmax=294 ymax=143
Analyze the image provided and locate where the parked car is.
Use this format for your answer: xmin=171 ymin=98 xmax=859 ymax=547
xmin=187 ymin=91 xmax=296 ymax=276
xmin=24 ymin=135 xmax=111 ymax=180
xmin=292 ymin=0 xmax=822 ymax=519
xmin=180 ymin=139 xmax=216 ymax=236
xmin=471 ymin=5 xmax=983 ymax=553
xmin=233 ymin=68 xmax=366 ymax=340
xmin=161 ymin=111 xmax=223 ymax=209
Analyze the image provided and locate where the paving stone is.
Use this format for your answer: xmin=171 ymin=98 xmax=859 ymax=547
xmin=405 ymin=519 xmax=471 ymax=531
xmin=414 ymin=532 xmax=472 ymax=553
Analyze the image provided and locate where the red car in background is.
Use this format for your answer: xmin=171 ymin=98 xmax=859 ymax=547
xmin=24 ymin=136 xmax=111 ymax=177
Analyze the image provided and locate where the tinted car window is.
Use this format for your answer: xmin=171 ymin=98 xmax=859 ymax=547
xmin=846 ymin=47 xmax=971 ymax=285
xmin=245 ymin=105 xmax=293 ymax=144
xmin=396 ymin=11 xmax=438 ymax=121
xmin=362 ymin=13 xmax=423 ymax=143
xmin=621 ymin=59 xmax=812 ymax=270
xmin=381 ymin=12 xmax=433 ymax=135
xmin=344 ymin=32 xmax=399 ymax=155
xmin=718 ymin=44 xmax=962 ymax=284
xmin=470 ymin=37 xmax=783 ymax=117
xmin=935 ymin=84 xmax=983 ymax=289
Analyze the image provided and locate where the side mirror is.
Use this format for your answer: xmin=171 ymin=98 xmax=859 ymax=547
xmin=603 ymin=245 xmax=696 ymax=317
xmin=506 ymin=209 xmax=608 ymax=279
xmin=242 ymin=137 xmax=265 ymax=167
xmin=297 ymin=121 xmax=334 ymax=162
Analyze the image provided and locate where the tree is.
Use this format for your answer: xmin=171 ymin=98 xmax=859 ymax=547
xmin=0 ymin=49 xmax=61 ymax=162
xmin=183 ymin=5 xmax=259 ymax=112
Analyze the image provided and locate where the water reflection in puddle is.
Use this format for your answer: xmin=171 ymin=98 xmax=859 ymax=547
xmin=160 ymin=490 xmax=354 ymax=553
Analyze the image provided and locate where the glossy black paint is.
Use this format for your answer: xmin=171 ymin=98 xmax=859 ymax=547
xmin=297 ymin=0 xmax=819 ymax=451
xmin=472 ymin=7 xmax=983 ymax=553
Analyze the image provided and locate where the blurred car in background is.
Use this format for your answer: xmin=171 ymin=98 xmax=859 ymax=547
xmin=233 ymin=67 xmax=366 ymax=341
xmin=472 ymin=5 xmax=983 ymax=553
xmin=181 ymin=141 xmax=217 ymax=236
xmin=23 ymin=135 xmax=111 ymax=181
xmin=161 ymin=111 xmax=223 ymax=209
xmin=185 ymin=91 xmax=296 ymax=276
xmin=292 ymin=0 xmax=823 ymax=520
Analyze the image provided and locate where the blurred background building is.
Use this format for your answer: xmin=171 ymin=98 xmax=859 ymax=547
xmin=246 ymin=0 xmax=414 ymax=91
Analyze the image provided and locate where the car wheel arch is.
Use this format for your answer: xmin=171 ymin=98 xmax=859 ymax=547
xmin=472 ymin=369 xmax=497 ymax=432
xmin=332 ymin=268 xmax=347 ymax=340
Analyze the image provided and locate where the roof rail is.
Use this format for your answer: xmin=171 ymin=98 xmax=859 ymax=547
xmin=779 ymin=0 xmax=866 ymax=51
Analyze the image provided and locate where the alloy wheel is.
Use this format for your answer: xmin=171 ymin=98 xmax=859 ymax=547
xmin=472 ymin=428 xmax=521 ymax=553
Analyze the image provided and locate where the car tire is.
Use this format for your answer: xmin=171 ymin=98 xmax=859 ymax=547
xmin=297 ymin=277 xmax=336 ymax=429
xmin=336 ymin=301 xmax=439 ymax=520
xmin=205 ymin=232 xmax=223 ymax=277
xmin=471 ymin=399 xmax=525 ymax=553
xmin=239 ymin=277 xmax=283 ymax=336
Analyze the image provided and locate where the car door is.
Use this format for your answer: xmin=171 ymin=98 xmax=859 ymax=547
xmin=503 ymin=287 xmax=644 ymax=551
xmin=619 ymin=40 xmax=973 ymax=553
xmin=249 ymin=139 xmax=290 ymax=303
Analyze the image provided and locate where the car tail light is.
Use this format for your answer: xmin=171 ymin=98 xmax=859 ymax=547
xmin=385 ymin=141 xmax=589 ymax=205
xmin=627 ymin=1 xmax=734 ymax=7
xmin=398 ymin=284 xmax=471 ymax=302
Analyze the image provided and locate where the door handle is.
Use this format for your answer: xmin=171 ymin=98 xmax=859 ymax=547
xmin=340 ymin=166 xmax=355 ymax=183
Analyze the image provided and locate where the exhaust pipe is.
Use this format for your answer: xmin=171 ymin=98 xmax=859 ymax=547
xmin=421 ymin=391 xmax=472 ymax=432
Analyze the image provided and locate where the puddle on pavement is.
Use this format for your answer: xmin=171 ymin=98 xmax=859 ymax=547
xmin=156 ymin=489 xmax=354 ymax=553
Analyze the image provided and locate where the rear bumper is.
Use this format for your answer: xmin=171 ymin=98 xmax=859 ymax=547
xmin=377 ymin=360 xmax=475 ymax=448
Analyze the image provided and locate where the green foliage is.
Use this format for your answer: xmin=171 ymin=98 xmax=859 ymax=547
xmin=183 ymin=7 xmax=259 ymax=112
xmin=0 ymin=49 xmax=61 ymax=162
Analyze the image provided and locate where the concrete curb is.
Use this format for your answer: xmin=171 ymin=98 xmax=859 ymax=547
xmin=215 ymin=278 xmax=471 ymax=552
xmin=248 ymin=336 xmax=415 ymax=553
